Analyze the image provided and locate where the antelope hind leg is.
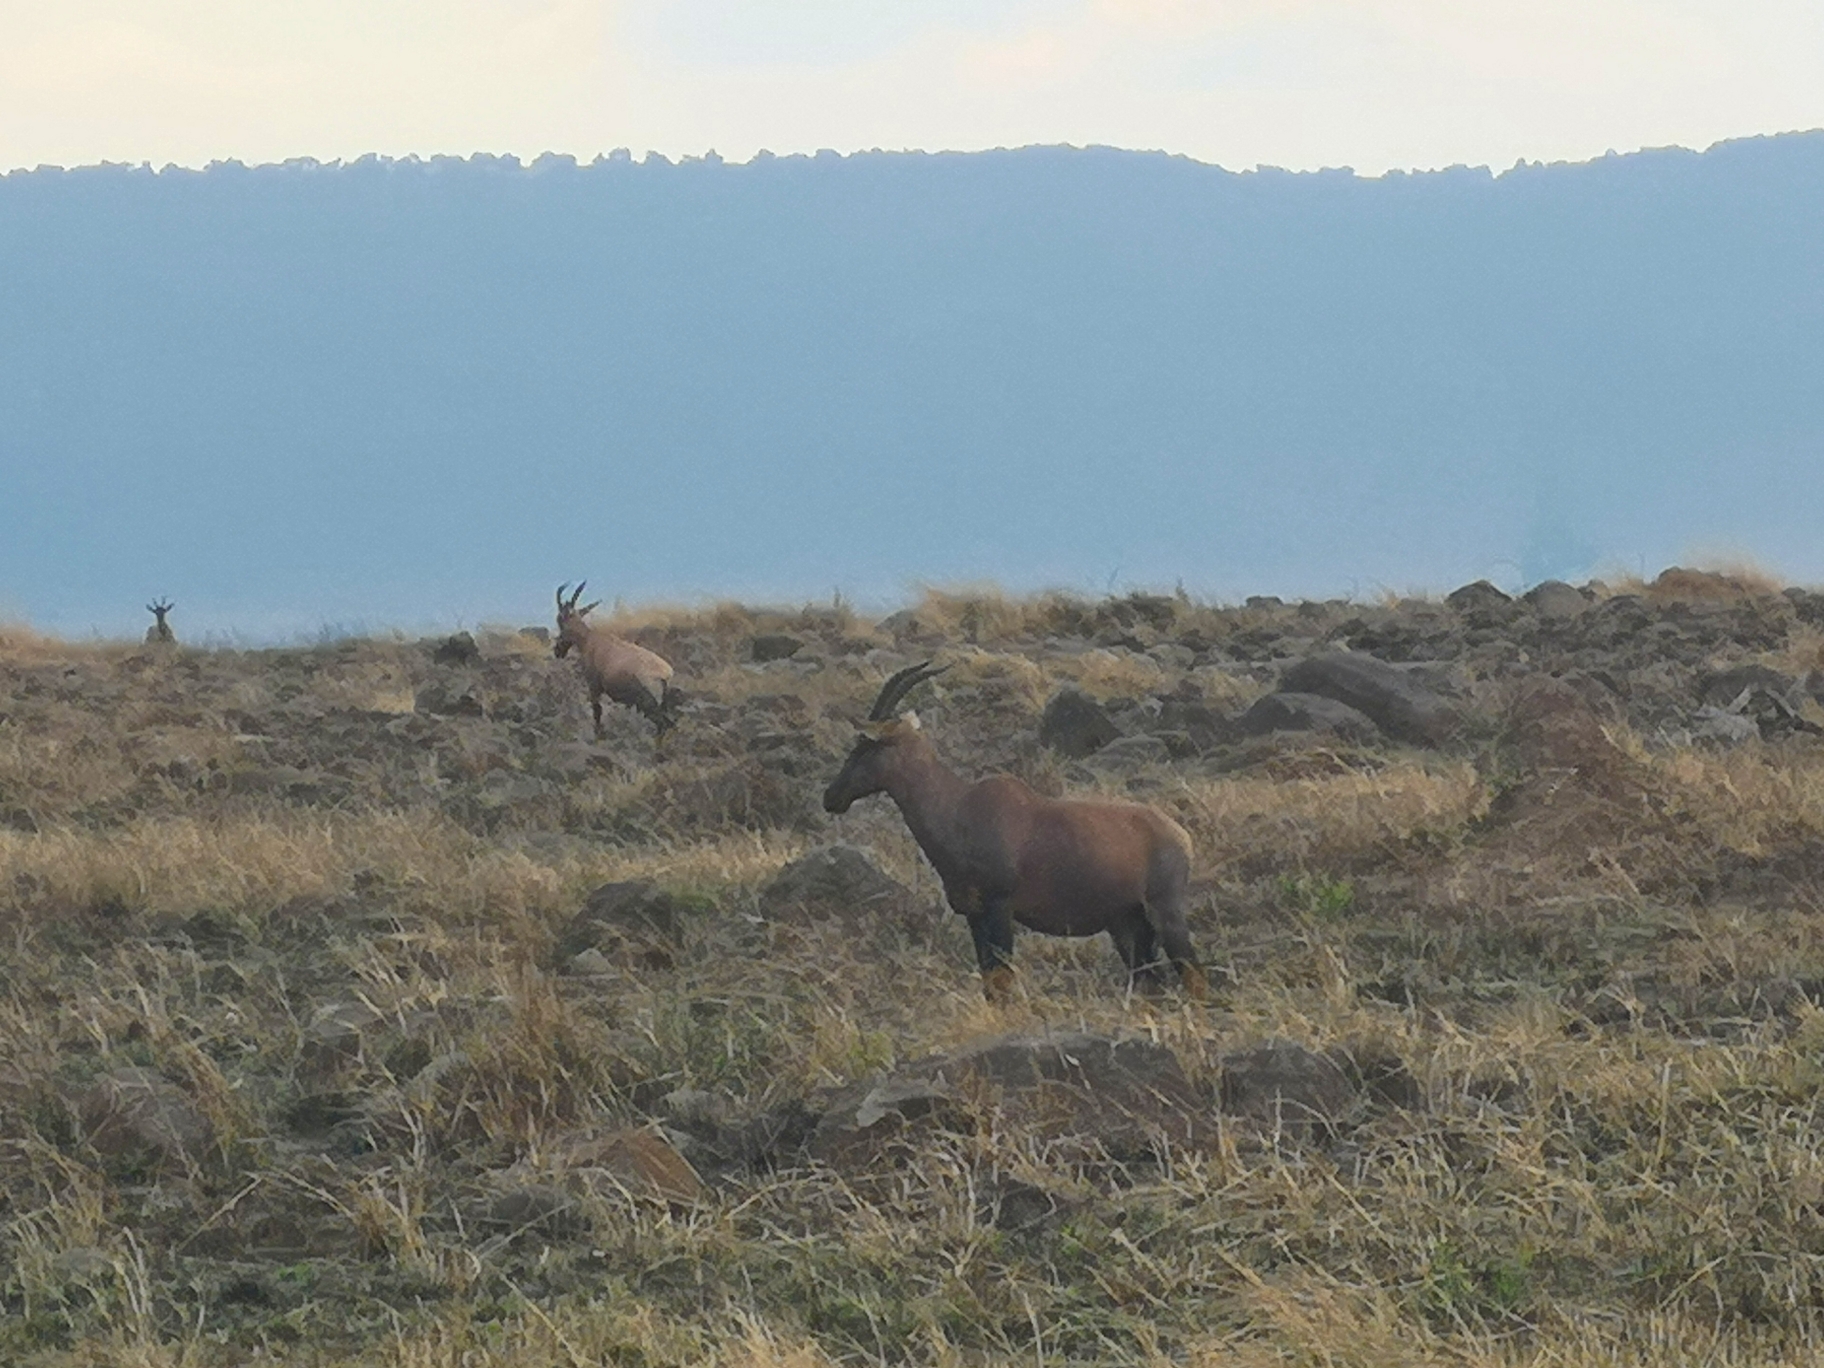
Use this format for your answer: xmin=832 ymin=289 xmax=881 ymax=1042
xmin=968 ymin=901 xmax=1016 ymax=1003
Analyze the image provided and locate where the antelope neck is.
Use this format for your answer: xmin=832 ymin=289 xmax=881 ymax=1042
xmin=881 ymin=742 xmax=971 ymax=866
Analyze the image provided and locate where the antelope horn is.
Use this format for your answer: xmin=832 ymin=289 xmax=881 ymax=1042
xmin=867 ymin=660 xmax=950 ymax=721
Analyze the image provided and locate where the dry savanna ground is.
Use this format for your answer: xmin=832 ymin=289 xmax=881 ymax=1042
xmin=8 ymin=574 xmax=1824 ymax=1365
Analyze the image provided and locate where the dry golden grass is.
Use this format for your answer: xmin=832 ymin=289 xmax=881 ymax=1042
xmin=11 ymin=587 xmax=1824 ymax=1366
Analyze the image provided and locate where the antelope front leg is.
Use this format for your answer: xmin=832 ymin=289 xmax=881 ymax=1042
xmin=967 ymin=898 xmax=1016 ymax=1004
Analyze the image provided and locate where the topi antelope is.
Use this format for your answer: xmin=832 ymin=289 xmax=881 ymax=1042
xmin=823 ymin=661 xmax=1206 ymax=1003
xmin=144 ymin=599 xmax=176 ymax=645
xmin=554 ymin=582 xmax=677 ymax=738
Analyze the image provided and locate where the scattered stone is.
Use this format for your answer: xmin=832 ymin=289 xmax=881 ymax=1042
xmin=567 ymin=948 xmax=617 ymax=976
xmin=976 ymin=1176 xmax=1074 ymax=1235
xmin=79 ymin=1068 xmax=215 ymax=1166
xmin=1692 ymin=707 xmax=1761 ymax=745
xmin=414 ymin=677 xmax=485 ymax=718
xmin=1217 ymin=1039 xmax=1357 ymax=1142
xmin=562 ymin=1127 xmax=703 ymax=1205
xmin=302 ymin=999 xmax=385 ymax=1076
xmin=1278 ymin=652 xmax=1455 ymax=745
xmin=1649 ymin=566 xmax=1763 ymax=600
xmin=1239 ymin=692 xmax=1381 ymax=743
xmin=1329 ymin=1043 xmax=1425 ymax=1112
xmin=659 ymin=1086 xmax=726 ymax=1132
xmin=555 ymin=881 xmax=682 ymax=969
xmin=1522 ymin=580 xmax=1589 ymax=620
xmin=1698 ymin=663 xmax=1797 ymax=709
xmin=486 ymin=1184 xmax=589 ymax=1242
xmin=758 ymin=845 xmax=922 ymax=926
xmin=431 ymin=632 xmax=480 ymax=665
xmin=1445 ymin=580 xmax=1515 ymax=621
xmin=809 ymin=1031 xmax=1208 ymax=1172
xmin=1038 ymin=688 xmax=1120 ymax=758
xmin=1080 ymin=733 xmax=1172 ymax=770
xmin=750 ymin=633 xmax=805 ymax=662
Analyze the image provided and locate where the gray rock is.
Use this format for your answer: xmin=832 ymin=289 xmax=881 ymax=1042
xmin=555 ymin=881 xmax=683 ymax=969
xmin=414 ymin=677 xmax=485 ymax=718
xmin=758 ymin=845 xmax=921 ymax=926
xmin=79 ymin=1068 xmax=215 ymax=1166
xmin=1146 ymin=643 xmax=1197 ymax=671
xmin=809 ymin=1031 xmax=1208 ymax=1172
xmin=1692 ymin=708 xmax=1761 ymax=745
xmin=1038 ymin=687 xmax=1120 ymax=758
xmin=1217 ymin=1039 xmax=1357 ymax=1142
xmin=1444 ymin=580 xmax=1515 ymax=620
xmin=1079 ymin=734 xmax=1172 ymax=770
xmin=1522 ymin=580 xmax=1589 ymax=620
xmin=302 ymin=999 xmax=385 ymax=1076
xmin=1697 ymin=664 xmax=1798 ymax=710
xmin=1278 ymin=652 xmax=1455 ymax=745
xmin=750 ymin=633 xmax=805 ymax=662
xmin=1240 ymin=692 xmax=1381 ymax=743
xmin=431 ymin=632 xmax=480 ymax=665
xmin=486 ymin=1185 xmax=589 ymax=1242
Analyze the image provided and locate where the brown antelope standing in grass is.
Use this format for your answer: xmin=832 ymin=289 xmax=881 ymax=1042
xmin=823 ymin=662 xmax=1206 ymax=1004
xmin=144 ymin=600 xmax=176 ymax=645
xmin=554 ymin=582 xmax=676 ymax=738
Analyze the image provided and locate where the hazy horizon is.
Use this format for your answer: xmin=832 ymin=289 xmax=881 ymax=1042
xmin=7 ymin=2 xmax=1824 ymax=178
xmin=5 ymin=134 xmax=1823 ymax=640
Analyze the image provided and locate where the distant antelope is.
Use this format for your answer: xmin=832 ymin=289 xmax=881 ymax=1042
xmin=554 ymin=582 xmax=676 ymax=738
xmin=144 ymin=599 xmax=176 ymax=645
xmin=823 ymin=662 xmax=1206 ymax=1003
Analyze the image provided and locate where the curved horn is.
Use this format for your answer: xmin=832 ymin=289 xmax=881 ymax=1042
xmin=556 ymin=583 xmax=569 ymax=612
xmin=867 ymin=660 xmax=950 ymax=721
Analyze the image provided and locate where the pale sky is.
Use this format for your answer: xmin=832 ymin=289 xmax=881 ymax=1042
xmin=2 ymin=1 xmax=1823 ymax=174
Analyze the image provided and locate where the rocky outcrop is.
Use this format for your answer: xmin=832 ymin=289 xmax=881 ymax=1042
xmin=808 ymin=1031 xmax=1209 ymax=1172
xmin=1278 ymin=652 xmax=1456 ymax=745
xmin=758 ymin=845 xmax=923 ymax=927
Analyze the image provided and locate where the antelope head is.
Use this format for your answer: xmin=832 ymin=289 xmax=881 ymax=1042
xmin=553 ymin=581 xmax=600 ymax=659
xmin=147 ymin=599 xmax=173 ymax=623
xmin=823 ymin=660 xmax=949 ymax=813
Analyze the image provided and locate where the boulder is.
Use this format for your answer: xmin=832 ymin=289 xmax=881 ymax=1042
xmin=79 ymin=1067 xmax=215 ymax=1167
xmin=414 ymin=677 xmax=485 ymax=718
xmin=1277 ymin=653 xmax=1454 ymax=745
xmin=431 ymin=632 xmax=480 ymax=665
xmin=1038 ymin=688 xmax=1120 ymax=758
xmin=1079 ymin=734 xmax=1172 ymax=771
xmin=1692 ymin=708 xmax=1761 ymax=745
xmin=1217 ymin=1039 xmax=1357 ymax=1142
xmin=758 ymin=845 xmax=922 ymax=926
xmin=750 ymin=633 xmax=805 ymax=663
xmin=1239 ymin=692 xmax=1381 ymax=744
xmin=1697 ymin=663 xmax=1799 ymax=710
xmin=1522 ymin=580 xmax=1589 ymax=620
xmin=560 ymin=1127 xmax=703 ymax=1205
xmin=1155 ymin=698 xmax=1237 ymax=752
xmin=301 ymin=999 xmax=386 ymax=1078
xmin=555 ymin=881 xmax=683 ymax=970
xmin=809 ymin=1031 xmax=1208 ymax=1172
xmin=485 ymin=1184 xmax=590 ymax=1242
xmin=1444 ymin=580 xmax=1516 ymax=622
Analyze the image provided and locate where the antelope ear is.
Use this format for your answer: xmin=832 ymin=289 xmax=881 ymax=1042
xmin=580 ymin=600 xmax=600 ymax=616
xmin=858 ymin=713 xmax=920 ymax=742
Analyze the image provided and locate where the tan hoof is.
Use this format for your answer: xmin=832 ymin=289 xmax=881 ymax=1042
xmin=1181 ymin=964 xmax=1210 ymax=1003
xmin=982 ymin=965 xmax=1016 ymax=1005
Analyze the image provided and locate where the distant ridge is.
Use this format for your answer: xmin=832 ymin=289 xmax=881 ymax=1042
xmin=3 ymin=133 xmax=1822 ymax=636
